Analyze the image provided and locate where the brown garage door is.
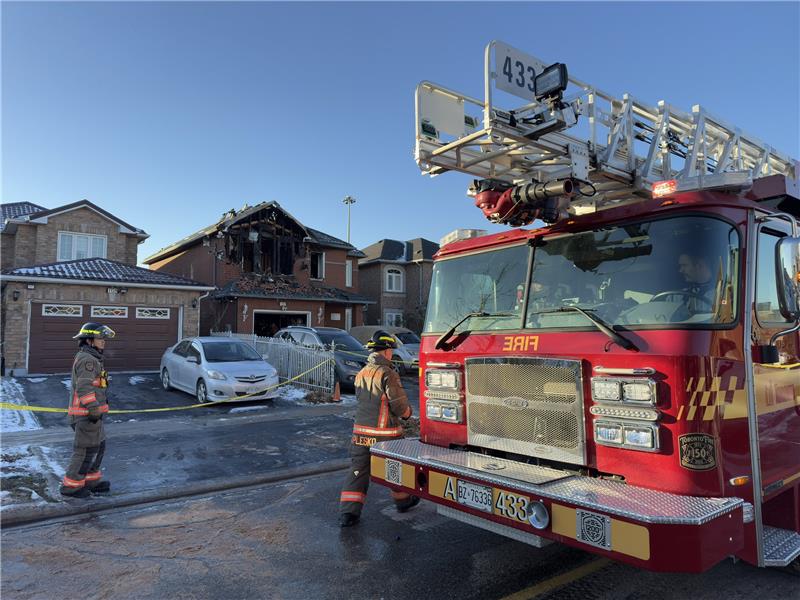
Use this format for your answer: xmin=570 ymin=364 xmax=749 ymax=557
xmin=28 ymin=303 xmax=180 ymax=373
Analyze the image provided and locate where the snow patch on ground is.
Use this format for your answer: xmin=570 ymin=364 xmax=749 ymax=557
xmin=229 ymin=405 xmax=271 ymax=414
xmin=128 ymin=375 xmax=149 ymax=386
xmin=25 ymin=377 xmax=47 ymax=383
xmin=1 ymin=444 xmax=63 ymax=509
xmin=0 ymin=378 xmax=41 ymax=432
xmin=277 ymin=385 xmax=308 ymax=403
xmin=338 ymin=394 xmax=357 ymax=406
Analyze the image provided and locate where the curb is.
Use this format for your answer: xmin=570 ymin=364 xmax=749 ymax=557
xmin=1 ymin=459 xmax=350 ymax=528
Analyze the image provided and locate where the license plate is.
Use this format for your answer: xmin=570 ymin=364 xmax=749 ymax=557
xmin=457 ymin=480 xmax=493 ymax=513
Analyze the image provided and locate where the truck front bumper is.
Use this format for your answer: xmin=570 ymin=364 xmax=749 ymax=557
xmin=370 ymin=439 xmax=745 ymax=573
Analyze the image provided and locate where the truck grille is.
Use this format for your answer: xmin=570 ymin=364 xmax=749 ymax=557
xmin=465 ymin=357 xmax=586 ymax=465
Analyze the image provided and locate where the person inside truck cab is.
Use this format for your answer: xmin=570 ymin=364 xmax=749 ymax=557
xmin=676 ymin=248 xmax=716 ymax=313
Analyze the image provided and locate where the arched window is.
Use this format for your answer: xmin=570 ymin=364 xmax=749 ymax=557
xmin=385 ymin=267 xmax=404 ymax=292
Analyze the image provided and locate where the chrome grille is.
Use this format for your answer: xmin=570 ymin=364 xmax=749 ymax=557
xmin=466 ymin=357 xmax=586 ymax=465
xmin=235 ymin=376 xmax=267 ymax=383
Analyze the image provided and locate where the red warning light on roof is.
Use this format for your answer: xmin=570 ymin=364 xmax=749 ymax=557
xmin=652 ymin=180 xmax=678 ymax=197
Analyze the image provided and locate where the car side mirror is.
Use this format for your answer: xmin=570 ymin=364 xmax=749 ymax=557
xmin=775 ymin=236 xmax=800 ymax=321
xmin=186 ymin=356 xmax=200 ymax=364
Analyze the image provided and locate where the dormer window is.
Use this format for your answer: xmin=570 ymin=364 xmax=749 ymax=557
xmin=58 ymin=232 xmax=107 ymax=261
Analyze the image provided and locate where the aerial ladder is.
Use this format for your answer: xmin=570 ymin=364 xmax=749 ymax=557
xmin=415 ymin=41 xmax=798 ymax=226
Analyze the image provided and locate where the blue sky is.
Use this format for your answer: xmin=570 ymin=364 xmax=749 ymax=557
xmin=3 ymin=2 xmax=798 ymax=263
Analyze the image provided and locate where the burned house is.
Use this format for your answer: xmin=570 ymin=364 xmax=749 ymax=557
xmin=144 ymin=202 xmax=372 ymax=336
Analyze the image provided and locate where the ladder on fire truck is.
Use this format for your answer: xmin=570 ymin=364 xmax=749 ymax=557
xmin=415 ymin=41 xmax=798 ymax=217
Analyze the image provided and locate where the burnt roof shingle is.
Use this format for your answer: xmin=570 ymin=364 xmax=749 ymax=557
xmin=1 ymin=258 xmax=211 ymax=288
xmin=212 ymin=274 xmax=374 ymax=304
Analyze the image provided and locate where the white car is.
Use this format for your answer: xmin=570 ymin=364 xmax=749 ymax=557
xmin=160 ymin=337 xmax=279 ymax=403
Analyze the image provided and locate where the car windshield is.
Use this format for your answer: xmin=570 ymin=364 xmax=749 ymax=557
xmin=395 ymin=332 xmax=420 ymax=344
xmin=202 ymin=341 xmax=263 ymax=362
xmin=424 ymin=215 xmax=740 ymax=333
xmin=317 ymin=332 xmax=365 ymax=352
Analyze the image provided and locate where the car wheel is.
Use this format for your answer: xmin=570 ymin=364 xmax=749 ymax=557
xmin=196 ymin=379 xmax=209 ymax=404
xmin=161 ymin=368 xmax=172 ymax=391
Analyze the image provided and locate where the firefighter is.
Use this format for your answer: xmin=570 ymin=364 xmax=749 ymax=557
xmin=60 ymin=322 xmax=115 ymax=498
xmin=339 ymin=330 xmax=419 ymax=527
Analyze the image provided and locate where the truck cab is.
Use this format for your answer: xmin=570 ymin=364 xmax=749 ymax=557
xmin=370 ymin=41 xmax=800 ymax=573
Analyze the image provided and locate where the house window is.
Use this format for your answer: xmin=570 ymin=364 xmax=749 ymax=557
xmin=345 ymin=260 xmax=353 ymax=288
xmin=384 ymin=311 xmax=403 ymax=327
xmin=136 ymin=307 xmax=170 ymax=319
xmin=58 ymin=232 xmax=107 ymax=261
xmin=42 ymin=304 xmax=83 ymax=317
xmin=310 ymin=252 xmax=325 ymax=279
xmin=91 ymin=306 xmax=128 ymax=318
xmin=385 ymin=267 xmax=404 ymax=293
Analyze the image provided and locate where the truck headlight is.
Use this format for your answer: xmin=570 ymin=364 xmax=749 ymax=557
xmin=592 ymin=377 xmax=657 ymax=406
xmin=591 ymin=378 xmax=621 ymax=401
xmin=621 ymin=381 xmax=656 ymax=405
xmin=623 ymin=425 xmax=658 ymax=449
xmin=206 ymin=370 xmax=227 ymax=380
xmin=425 ymin=369 xmax=461 ymax=391
xmin=594 ymin=421 xmax=623 ymax=445
xmin=426 ymin=400 xmax=462 ymax=423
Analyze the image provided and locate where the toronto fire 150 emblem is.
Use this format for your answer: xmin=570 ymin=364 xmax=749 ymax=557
xmin=679 ymin=433 xmax=717 ymax=471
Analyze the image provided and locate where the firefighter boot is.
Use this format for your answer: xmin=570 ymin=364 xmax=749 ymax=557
xmin=60 ymin=485 xmax=91 ymax=499
xmin=88 ymin=480 xmax=111 ymax=494
xmin=395 ymin=495 xmax=421 ymax=513
xmin=339 ymin=513 xmax=360 ymax=527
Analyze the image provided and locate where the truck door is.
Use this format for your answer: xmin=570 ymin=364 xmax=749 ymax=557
xmin=751 ymin=222 xmax=800 ymax=496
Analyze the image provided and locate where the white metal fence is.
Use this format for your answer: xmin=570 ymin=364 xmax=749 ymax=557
xmin=210 ymin=331 xmax=335 ymax=393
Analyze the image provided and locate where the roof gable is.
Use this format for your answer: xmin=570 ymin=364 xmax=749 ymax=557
xmin=1 ymin=202 xmax=48 ymax=232
xmin=23 ymin=200 xmax=147 ymax=236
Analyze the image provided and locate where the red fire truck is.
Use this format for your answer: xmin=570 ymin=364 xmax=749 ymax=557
xmin=370 ymin=41 xmax=800 ymax=572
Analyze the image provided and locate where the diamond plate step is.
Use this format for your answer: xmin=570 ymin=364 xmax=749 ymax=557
xmin=373 ymin=438 xmax=743 ymax=525
xmin=764 ymin=526 xmax=800 ymax=567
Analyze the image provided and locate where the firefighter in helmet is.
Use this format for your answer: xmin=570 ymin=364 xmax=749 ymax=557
xmin=60 ymin=322 xmax=115 ymax=498
xmin=339 ymin=330 xmax=420 ymax=527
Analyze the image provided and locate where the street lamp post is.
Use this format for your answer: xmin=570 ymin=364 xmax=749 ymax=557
xmin=343 ymin=195 xmax=356 ymax=243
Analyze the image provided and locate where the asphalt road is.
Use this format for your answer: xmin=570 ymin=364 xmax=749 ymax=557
xmin=3 ymin=373 xmax=798 ymax=598
xmin=3 ymin=472 xmax=797 ymax=600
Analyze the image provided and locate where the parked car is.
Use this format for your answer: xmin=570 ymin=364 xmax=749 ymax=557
xmin=160 ymin=337 xmax=280 ymax=403
xmin=349 ymin=326 xmax=420 ymax=373
xmin=275 ymin=326 xmax=369 ymax=390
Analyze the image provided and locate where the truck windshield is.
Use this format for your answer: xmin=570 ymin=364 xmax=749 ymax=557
xmin=424 ymin=216 xmax=740 ymax=334
xmin=526 ymin=215 xmax=739 ymax=329
xmin=424 ymin=244 xmax=530 ymax=333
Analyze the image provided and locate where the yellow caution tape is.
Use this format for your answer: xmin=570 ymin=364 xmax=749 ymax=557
xmin=0 ymin=359 xmax=334 ymax=415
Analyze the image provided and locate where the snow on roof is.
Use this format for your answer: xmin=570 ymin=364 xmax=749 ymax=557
xmin=0 ymin=202 xmax=48 ymax=232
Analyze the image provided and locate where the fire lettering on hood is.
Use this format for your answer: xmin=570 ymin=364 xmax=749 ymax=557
xmin=502 ymin=335 xmax=539 ymax=352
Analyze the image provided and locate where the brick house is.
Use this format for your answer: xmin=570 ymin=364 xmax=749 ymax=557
xmin=358 ymin=238 xmax=439 ymax=332
xmin=0 ymin=200 xmax=213 ymax=375
xmin=143 ymin=202 xmax=372 ymax=336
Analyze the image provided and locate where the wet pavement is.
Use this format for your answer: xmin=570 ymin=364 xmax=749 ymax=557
xmin=1 ymin=373 xmax=420 ymax=517
xmin=3 ymin=471 xmax=797 ymax=600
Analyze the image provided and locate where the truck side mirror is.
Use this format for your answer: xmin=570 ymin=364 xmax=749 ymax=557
xmin=775 ymin=236 xmax=800 ymax=321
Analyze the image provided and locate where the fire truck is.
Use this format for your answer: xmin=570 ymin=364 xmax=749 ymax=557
xmin=370 ymin=41 xmax=800 ymax=573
